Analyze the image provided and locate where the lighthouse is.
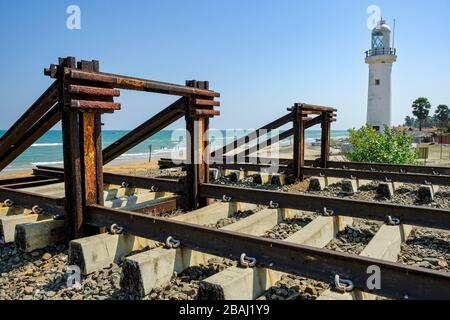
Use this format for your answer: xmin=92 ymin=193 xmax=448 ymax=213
xmin=365 ymin=19 xmax=397 ymax=131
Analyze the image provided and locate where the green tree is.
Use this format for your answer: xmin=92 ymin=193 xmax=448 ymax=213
xmin=404 ymin=116 xmax=415 ymax=127
xmin=423 ymin=116 xmax=434 ymax=128
xmin=435 ymin=104 xmax=450 ymax=129
xmin=412 ymin=97 xmax=432 ymax=131
xmin=346 ymin=125 xmax=416 ymax=164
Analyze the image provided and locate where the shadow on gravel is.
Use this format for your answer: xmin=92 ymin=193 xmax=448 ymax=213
xmin=41 ymin=275 xmax=67 ymax=293
xmin=0 ymin=244 xmax=65 ymax=274
xmin=405 ymin=236 xmax=450 ymax=256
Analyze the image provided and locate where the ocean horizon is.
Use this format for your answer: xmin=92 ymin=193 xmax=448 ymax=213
xmin=0 ymin=129 xmax=349 ymax=174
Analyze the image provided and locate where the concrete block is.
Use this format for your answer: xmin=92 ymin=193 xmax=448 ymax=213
xmin=341 ymin=179 xmax=358 ymax=195
xmin=270 ymin=174 xmax=286 ymax=186
xmin=122 ymin=247 xmax=216 ymax=297
xmin=15 ymin=219 xmax=65 ymax=252
xmin=0 ymin=213 xmax=51 ymax=244
xmin=253 ymin=173 xmax=271 ymax=185
xmin=0 ymin=206 xmax=31 ymax=217
xmin=377 ymin=182 xmax=395 ymax=198
xmin=209 ymin=168 xmax=221 ymax=181
xmin=308 ymin=177 xmax=326 ymax=191
xmin=227 ymin=170 xmax=245 ymax=183
xmin=418 ymin=185 xmax=440 ymax=202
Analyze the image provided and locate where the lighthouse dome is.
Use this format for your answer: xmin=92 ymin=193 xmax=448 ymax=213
xmin=373 ymin=19 xmax=391 ymax=33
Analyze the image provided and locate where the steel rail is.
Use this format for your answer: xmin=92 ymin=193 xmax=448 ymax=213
xmin=86 ymin=204 xmax=450 ymax=300
xmin=302 ymin=167 xmax=450 ymax=186
xmin=0 ymin=186 xmax=65 ymax=216
xmin=33 ymin=167 xmax=185 ymax=194
xmin=199 ymin=184 xmax=450 ymax=230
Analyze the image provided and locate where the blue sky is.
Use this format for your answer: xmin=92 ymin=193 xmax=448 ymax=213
xmin=0 ymin=0 xmax=449 ymax=130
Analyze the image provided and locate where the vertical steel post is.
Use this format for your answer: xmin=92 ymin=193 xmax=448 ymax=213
xmin=320 ymin=111 xmax=331 ymax=168
xmin=185 ymin=81 xmax=210 ymax=210
xmin=60 ymin=57 xmax=84 ymax=239
xmin=60 ymin=58 xmax=106 ymax=239
xmin=293 ymin=104 xmax=305 ymax=180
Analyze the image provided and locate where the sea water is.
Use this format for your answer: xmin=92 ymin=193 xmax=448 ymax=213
xmin=0 ymin=129 xmax=348 ymax=174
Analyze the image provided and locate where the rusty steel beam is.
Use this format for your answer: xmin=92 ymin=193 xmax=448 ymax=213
xmin=194 ymin=99 xmax=220 ymax=107
xmin=159 ymin=157 xmax=293 ymax=168
xmin=307 ymin=160 xmax=450 ymax=176
xmin=208 ymin=158 xmax=450 ymax=177
xmin=103 ymin=98 xmax=186 ymax=164
xmin=211 ymin=162 xmax=291 ymax=173
xmin=103 ymin=172 xmax=185 ymax=194
xmin=0 ymin=186 xmax=65 ymax=216
xmin=0 ymin=81 xmax=59 ymax=160
xmin=158 ymin=158 xmax=291 ymax=172
xmin=68 ymin=84 xmax=120 ymax=97
xmin=199 ymin=184 xmax=450 ymax=230
xmin=320 ymin=112 xmax=331 ymax=168
xmin=293 ymin=105 xmax=305 ymax=179
xmin=66 ymin=68 xmax=220 ymax=98
xmin=302 ymin=167 xmax=450 ymax=186
xmin=210 ymin=156 xmax=293 ymax=166
xmin=32 ymin=167 xmax=65 ymax=178
xmin=0 ymin=105 xmax=61 ymax=172
xmin=292 ymin=102 xmax=337 ymax=113
xmin=0 ymin=175 xmax=55 ymax=186
xmin=2 ymin=178 xmax=64 ymax=190
xmin=158 ymin=157 xmax=450 ymax=184
xmin=132 ymin=196 xmax=184 ymax=216
xmin=211 ymin=113 xmax=293 ymax=158
xmin=191 ymin=109 xmax=220 ymax=117
xmin=70 ymin=100 xmax=121 ymax=112
xmin=224 ymin=114 xmax=334 ymax=162
xmin=33 ymin=167 xmax=185 ymax=194
xmin=235 ymin=129 xmax=294 ymax=160
xmin=85 ymin=204 xmax=450 ymax=300
xmin=184 ymin=80 xmax=209 ymax=210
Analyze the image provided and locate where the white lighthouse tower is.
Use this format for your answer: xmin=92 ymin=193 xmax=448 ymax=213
xmin=365 ymin=19 xmax=397 ymax=131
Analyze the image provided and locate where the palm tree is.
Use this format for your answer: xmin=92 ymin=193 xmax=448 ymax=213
xmin=412 ymin=97 xmax=432 ymax=131
xmin=435 ymin=104 xmax=450 ymax=129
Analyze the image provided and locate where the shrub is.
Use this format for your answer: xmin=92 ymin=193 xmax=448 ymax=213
xmin=346 ymin=125 xmax=417 ymax=164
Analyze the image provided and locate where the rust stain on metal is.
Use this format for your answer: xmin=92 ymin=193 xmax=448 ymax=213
xmin=83 ymin=112 xmax=97 ymax=205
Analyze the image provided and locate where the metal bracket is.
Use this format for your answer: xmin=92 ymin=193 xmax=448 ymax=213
xmin=240 ymin=253 xmax=257 ymax=268
xmin=334 ymin=274 xmax=354 ymax=293
xmin=269 ymin=201 xmax=279 ymax=209
xmin=165 ymin=236 xmax=181 ymax=249
xmin=110 ymin=223 xmax=124 ymax=235
xmin=386 ymin=216 xmax=401 ymax=226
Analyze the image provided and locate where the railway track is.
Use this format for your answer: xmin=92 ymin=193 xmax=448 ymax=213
xmin=0 ymin=56 xmax=449 ymax=300
xmin=1 ymin=168 xmax=449 ymax=300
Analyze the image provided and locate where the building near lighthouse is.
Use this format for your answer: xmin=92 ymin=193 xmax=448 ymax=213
xmin=365 ymin=19 xmax=397 ymax=131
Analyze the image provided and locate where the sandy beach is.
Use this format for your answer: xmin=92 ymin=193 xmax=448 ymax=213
xmin=2 ymin=142 xmax=449 ymax=180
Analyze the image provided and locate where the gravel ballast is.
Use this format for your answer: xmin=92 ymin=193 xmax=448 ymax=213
xmin=1 ymin=171 xmax=449 ymax=300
